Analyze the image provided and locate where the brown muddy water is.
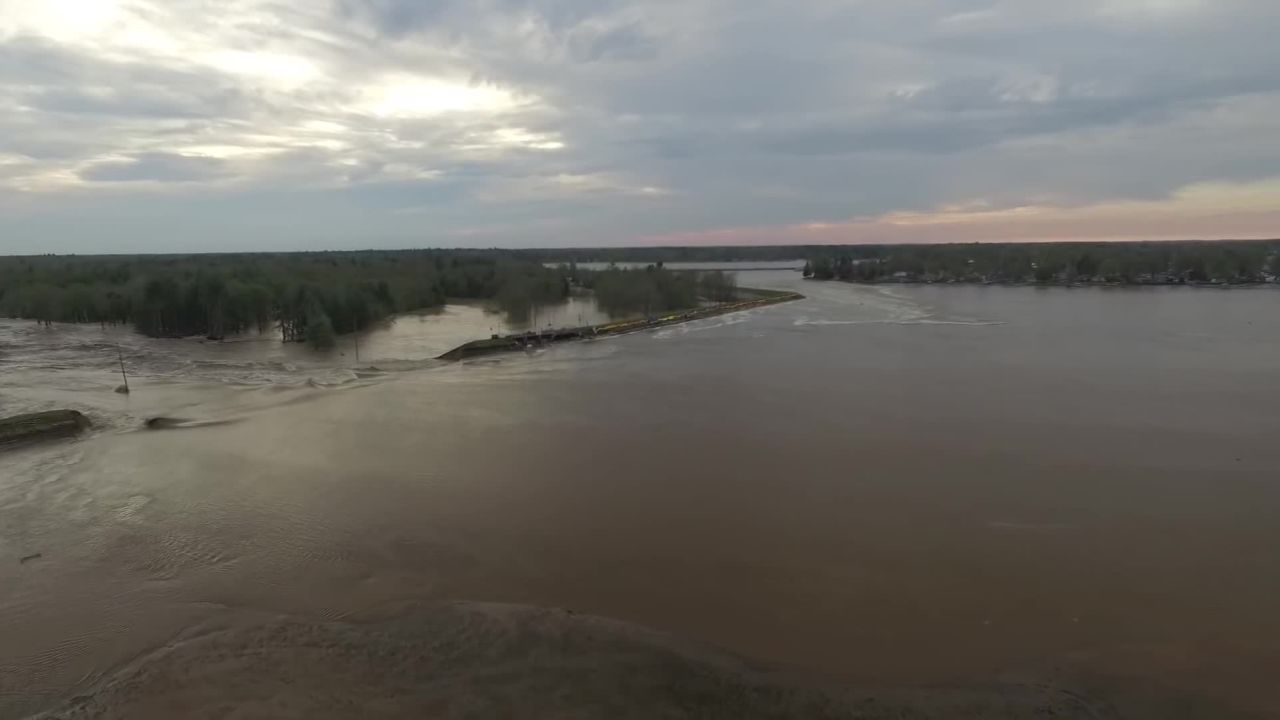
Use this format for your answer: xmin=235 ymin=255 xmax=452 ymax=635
xmin=2 ymin=269 xmax=1279 ymax=718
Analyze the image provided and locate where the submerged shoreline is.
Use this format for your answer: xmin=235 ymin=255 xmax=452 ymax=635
xmin=438 ymin=289 xmax=804 ymax=361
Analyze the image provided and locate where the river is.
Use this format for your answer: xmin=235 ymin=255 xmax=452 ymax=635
xmin=2 ymin=268 xmax=1279 ymax=718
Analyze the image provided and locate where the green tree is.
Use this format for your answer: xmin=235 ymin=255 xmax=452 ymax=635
xmin=810 ymin=257 xmax=835 ymax=280
xmin=1075 ymin=253 xmax=1099 ymax=279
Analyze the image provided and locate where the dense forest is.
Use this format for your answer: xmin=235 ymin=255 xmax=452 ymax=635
xmin=801 ymin=240 xmax=1280 ymax=285
xmin=0 ymin=251 xmax=567 ymax=348
xmin=569 ymin=263 xmax=737 ymax=317
xmin=0 ymin=252 xmax=743 ymax=347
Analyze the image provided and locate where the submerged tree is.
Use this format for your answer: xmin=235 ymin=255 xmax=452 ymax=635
xmin=305 ymin=305 xmax=336 ymax=350
xmin=699 ymin=270 xmax=738 ymax=302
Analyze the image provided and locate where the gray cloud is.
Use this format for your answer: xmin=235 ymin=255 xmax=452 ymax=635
xmin=567 ymin=22 xmax=657 ymax=63
xmin=339 ymin=0 xmax=628 ymax=38
xmin=79 ymin=153 xmax=229 ymax=183
xmin=1 ymin=0 xmax=1278 ymax=252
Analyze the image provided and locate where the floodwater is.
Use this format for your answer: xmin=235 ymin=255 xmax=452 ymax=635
xmin=2 ymin=269 xmax=1279 ymax=718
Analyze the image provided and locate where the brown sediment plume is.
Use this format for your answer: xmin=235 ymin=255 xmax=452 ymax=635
xmin=28 ymin=602 xmax=1130 ymax=720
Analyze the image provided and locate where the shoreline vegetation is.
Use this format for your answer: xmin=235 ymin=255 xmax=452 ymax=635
xmin=0 ymin=252 xmax=746 ymax=350
xmin=799 ymin=239 xmax=1280 ymax=287
xmin=0 ymin=251 xmax=569 ymax=349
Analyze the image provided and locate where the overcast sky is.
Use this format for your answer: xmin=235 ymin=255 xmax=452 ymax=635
xmin=2 ymin=0 xmax=1278 ymax=253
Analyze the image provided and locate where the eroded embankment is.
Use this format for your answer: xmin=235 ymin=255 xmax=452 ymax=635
xmin=439 ymin=290 xmax=804 ymax=361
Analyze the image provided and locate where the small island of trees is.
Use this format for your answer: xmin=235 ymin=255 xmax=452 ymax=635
xmin=573 ymin=263 xmax=736 ymax=317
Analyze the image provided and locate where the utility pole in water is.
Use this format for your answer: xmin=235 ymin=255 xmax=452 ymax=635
xmin=116 ymin=344 xmax=130 ymax=394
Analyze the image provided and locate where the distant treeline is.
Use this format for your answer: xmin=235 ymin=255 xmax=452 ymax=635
xmin=0 ymin=251 xmax=566 ymax=348
xmin=10 ymin=240 xmax=1268 ymax=348
xmin=523 ymin=247 xmax=810 ymax=264
xmin=520 ymin=240 xmax=1280 ymax=285
xmin=802 ymin=240 xmax=1280 ymax=285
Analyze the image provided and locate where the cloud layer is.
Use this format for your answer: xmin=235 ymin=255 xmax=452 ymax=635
xmin=1 ymin=0 xmax=1278 ymax=252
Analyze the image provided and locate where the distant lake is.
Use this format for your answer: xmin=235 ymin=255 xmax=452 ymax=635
xmin=562 ymin=260 xmax=806 ymax=272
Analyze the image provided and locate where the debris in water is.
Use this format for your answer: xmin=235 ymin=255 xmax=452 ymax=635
xmin=0 ymin=410 xmax=91 ymax=447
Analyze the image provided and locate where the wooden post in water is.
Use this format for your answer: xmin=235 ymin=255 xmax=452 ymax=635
xmin=353 ymin=331 xmax=360 ymax=366
xmin=116 ymin=344 xmax=130 ymax=394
